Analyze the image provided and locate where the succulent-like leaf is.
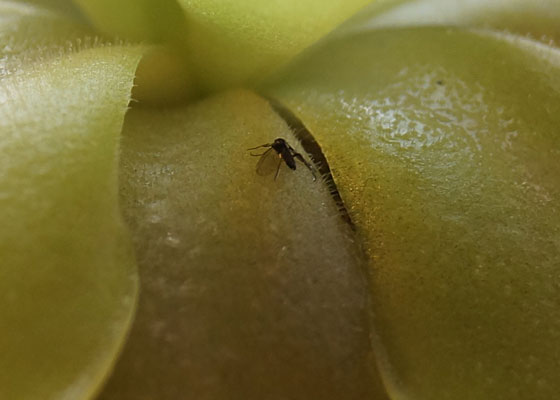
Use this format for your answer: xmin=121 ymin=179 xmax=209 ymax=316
xmin=266 ymin=26 xmax=560 ymax=400
xmin=97 ymin=89 xmax=388 ymax=400
xmin=0 ymin=3 xmax=145 ymax=399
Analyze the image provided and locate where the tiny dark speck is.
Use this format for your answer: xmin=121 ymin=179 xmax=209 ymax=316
xmin=436 ymin=80 xmax=444 ymax=85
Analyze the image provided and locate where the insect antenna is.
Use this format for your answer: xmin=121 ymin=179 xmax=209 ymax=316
xmin=247 ymin=143 xmax=271 ymax=151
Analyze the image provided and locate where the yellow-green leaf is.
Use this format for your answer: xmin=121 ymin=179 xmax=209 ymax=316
xmin=72 ymin=0 xmax=188 ymax=43
xmin=97 ymin=89 xmax=388 ymax=400
xmin=73 ymin=0 xmax=377 ymax=92
xmin=266 ymin=27 xmax=560 ymax=400
xmin=0 ymin=3 xmax=145 ymax=398
xmin=339 ymin=0 xmax=560 ymax=44
xmin=177 ymin=0 xmax=376 ymax=90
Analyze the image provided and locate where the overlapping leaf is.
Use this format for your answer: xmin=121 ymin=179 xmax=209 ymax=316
xmin=74 ymin=0 xmax=375 ymax=91
xmin=266 ymin=25 xmax=560 ymax=400
xmin=0 ymin=2 xmax=145 ymax=398
xmin=96 ymin=89 xmax=387 ymax=400
xmin=3 ymin=0 xmax=560 ymax=399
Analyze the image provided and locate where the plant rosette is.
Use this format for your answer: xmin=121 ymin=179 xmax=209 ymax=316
xmin=1 ymin=1 xmax=559 ymax=399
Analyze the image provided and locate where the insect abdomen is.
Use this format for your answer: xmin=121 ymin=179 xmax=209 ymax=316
xmin=282 ymin=151 xmax=297 ymax=170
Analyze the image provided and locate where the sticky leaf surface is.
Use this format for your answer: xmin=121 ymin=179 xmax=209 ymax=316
xmin=97 ymin=89 xmax=388 ymax=400
xmin=340 ymin=0 xmax=560 ymax=44
xmin=0 ymin=3 xmax=144 ymax=399
xmin=267 ymin=27 xmax=560 ymax=400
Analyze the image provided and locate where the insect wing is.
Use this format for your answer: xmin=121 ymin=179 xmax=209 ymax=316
xmin=255 ymin=148 xmax=281 ymax=176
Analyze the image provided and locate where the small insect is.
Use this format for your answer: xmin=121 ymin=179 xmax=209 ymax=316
xmin=248 ymin=138 xmax=316 ymax=181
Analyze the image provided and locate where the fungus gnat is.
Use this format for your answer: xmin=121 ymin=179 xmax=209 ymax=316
xmin=248 ymin=138 xmax=316 ymax=181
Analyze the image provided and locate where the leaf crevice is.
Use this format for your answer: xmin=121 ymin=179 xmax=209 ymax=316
xmin=266 ymin=96 xmax=356 ymax=230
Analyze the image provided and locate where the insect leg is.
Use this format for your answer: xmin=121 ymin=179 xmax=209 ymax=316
xmin=250 ymin=152 xmax=269 ymax=156
xmin=247 ymin=143 xmax=271 ymax=151
xmin=274 ymin=158 xmax=282 ymax=180
xmin=293 ymin=152 xmax=317 ymax=181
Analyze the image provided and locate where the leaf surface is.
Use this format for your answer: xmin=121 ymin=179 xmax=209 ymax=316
xmin=97 ymin=89 xmax=388 ymax=400
xmin=0 ymin=3 xmax=145 ymax=398
xmin=266 ymin=26 xmax=560 ymax=400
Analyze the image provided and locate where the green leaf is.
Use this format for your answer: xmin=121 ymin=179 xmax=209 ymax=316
xmin=266 ymin=26 xmax=560 ymax=399
xmin=177 ymin=0 xmax=377 ymax=90
xmin=73 ymin=0 xmax=377 ymax=91
xmin=338 ymin=0 xmax=560 ymax=45
xmin=71 ymin=0 xmax=188 ymax=43
xmin=0 ymin=3 xmax=145 ymax=399
xmin=96 ymin=89 xmax=388 ymax=400
xmin=69 ymin=0 xmax=196 ymax=104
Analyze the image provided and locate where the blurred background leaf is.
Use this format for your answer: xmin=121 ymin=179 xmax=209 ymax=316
xmin=0 ymin=2 xmax=145 ymax=398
